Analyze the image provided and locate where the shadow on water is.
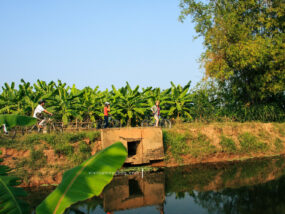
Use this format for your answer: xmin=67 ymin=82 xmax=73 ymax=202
xmin=27 ymin=156 xmax=285 ymax=214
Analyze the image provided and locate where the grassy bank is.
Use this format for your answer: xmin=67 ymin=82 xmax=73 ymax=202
xmin=0 ymin=122 xmax=285 ymax=186
xmin=163 ymin=122 xmax=285 ymax=164
xmin=0 ymin=131 xmax=100 ymax=185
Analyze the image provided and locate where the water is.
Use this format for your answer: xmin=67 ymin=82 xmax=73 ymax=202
xmin=27 ymin=156 xmax=285 ymax=214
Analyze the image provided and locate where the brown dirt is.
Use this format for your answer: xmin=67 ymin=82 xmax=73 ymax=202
xmin=1 ymin=122 xmax=284 ymax=187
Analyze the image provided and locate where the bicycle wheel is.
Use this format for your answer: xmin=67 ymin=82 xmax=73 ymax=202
xmin=111 ymin=119 xmax=121 ymax=128
xmin=141 ymin=119 xmax=149 ymax=127
xmin=1 ymin=129 xmax=17 ymax=140
xmin=160 ymin=119 xmax=171 ymax=128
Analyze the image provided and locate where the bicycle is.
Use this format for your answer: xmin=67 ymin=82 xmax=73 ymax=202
xmin=141 ymin=116 xmax=171 ymax=128
xmin=27 ymin=115 xmax=63 ymax=133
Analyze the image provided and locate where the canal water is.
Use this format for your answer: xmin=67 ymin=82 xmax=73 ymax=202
xmin=26 ymin=156 xmax=285 ymax=214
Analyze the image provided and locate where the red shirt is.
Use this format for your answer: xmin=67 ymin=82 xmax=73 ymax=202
xmin=104 ymin=106 xmax=109 ymax=116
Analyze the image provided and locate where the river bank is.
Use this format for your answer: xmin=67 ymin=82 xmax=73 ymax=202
xmin=0 ymin=122 xmax=284 ymax=187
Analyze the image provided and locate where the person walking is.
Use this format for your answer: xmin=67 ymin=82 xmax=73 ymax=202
xmin=151 ymin=100 xmax=160 ymax=127
xmin=33 ymin=100 xmax=53 ymax=129
xmin=104 ymin=102 xmax=110 ymax=128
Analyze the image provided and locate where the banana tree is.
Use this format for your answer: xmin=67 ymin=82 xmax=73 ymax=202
xmin=48 ymin=81 xmax=83 ymax=125
xmin=167 ymin=81 xmax=193 ymax=121
xmin=0 ymin=82 xmax=21 ymax=114
xmin=145 ymin=87 xmax=171 ymax=118
xmin=111 ymin=82 xmax=150 ymax=126
xmin=18 ymin=79 xmax=55 ymax=117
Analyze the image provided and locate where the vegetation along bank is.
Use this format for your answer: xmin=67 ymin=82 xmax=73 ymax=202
xmin=0 ymin=122 xmax=284 ymax=187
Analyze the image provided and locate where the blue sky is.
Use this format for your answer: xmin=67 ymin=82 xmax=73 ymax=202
xmin=0 ymin=0 xmax=204 ymax=90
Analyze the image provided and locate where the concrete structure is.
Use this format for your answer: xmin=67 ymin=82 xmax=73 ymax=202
xmin=101 ymin=127 xmax=164 ymax=165
xmin=103 ymin=172 xmax=165 ymax=213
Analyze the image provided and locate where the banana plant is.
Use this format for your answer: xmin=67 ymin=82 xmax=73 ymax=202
xmin=0 ymin=142 xmax=127 ymax=214
xmin=145 ymin=87 xmax=171 ymax=118
xmin=0 ymin=82 xmax=20 ymax=114
xmin=36 ymin=142 xmax=127 ymax=214
xmin=48 ymin=81 xmax=83 ymax=124
xmin=111 ymin=82 xmax=150 ymax=126
xmin=0 ymin=151 xmax=29 ymax=214
xmin=167 ymin=81 xmax=193 ymax=120
xmin=80 ymin=87 xmax=106 ymax=123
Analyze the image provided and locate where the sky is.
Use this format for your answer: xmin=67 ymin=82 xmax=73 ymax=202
xmin=0 ymin=0 xmax=204 ymax=90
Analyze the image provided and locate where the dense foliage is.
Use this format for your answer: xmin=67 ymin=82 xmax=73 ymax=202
xmin=180 ymin=0 xmax=285 ymax=121
xmin=0 ymin=79 xmax=284 ymax=125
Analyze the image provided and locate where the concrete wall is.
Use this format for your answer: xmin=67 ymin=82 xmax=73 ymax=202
xmin=101 ymin=127 xmax=164 ymax=164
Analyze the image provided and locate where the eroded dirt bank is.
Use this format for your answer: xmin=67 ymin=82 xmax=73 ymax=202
xmin=0 ymin=122 xmax=284 ymax=187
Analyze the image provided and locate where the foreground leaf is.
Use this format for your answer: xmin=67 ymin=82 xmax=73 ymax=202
xmin=0 ymin=176 xmax=29 ymax=214
xmin=36 ymin=142 xmax=127 ymax=214
xmin=0 ymin=114 xmax=37 ymax=128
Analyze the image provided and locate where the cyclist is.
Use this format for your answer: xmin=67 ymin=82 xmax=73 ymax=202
xmin=104 ymin=102 xmax=110 ymax=128
xmin=151 ymin=100 xmax=160 ymax=127
xmin=33 ymin=100 xmax=53 ymax=129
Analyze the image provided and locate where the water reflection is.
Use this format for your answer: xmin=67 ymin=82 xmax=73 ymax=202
xmin=103 ymin=173 xmax=165 ymax=213
xmin=27 ymin=156 xmax=285 ymax=214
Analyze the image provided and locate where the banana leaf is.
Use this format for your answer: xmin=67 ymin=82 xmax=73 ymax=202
xmin=36 ymin=142 xmax=127 ymax=214
xmin=0 ymin=114 xmax=37 ymax=128
xmin=0 ymin=176 xmax=29 ymax=214
xmin=0 ymin=151 xmax=29 ymax=214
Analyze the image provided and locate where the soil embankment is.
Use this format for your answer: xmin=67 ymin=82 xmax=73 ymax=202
xmin=0 ymin=122 xmax=284 ymax=187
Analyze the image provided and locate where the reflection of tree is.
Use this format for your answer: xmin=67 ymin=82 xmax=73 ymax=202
xmin=175 ymin=192 xmax=186 ymax=199
xmin=165 ymin=156 xmax=285 ymax=195
xmin=193 ymin=175 xmax=285 ymax=214
xmin=67 ymin=196 xmax=103 ymax=214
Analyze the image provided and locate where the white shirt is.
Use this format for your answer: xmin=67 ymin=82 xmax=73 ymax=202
xmin=33 ymin=105 xmax=45 ymax=118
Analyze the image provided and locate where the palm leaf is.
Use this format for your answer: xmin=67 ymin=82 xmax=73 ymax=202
xmin=36 ymin=142 xmax=127 ymax=214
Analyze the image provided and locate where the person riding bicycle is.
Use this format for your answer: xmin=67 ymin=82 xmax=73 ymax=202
xmin=104 ymin=102 xmax=110 ymax=128
xmin=151 ymin=100 xmax=160 ymax=127
xmin=33 ymin=100 xmax=53 ymax=129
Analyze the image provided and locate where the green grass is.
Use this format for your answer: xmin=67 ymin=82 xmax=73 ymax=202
xmin=238 ymin=132 xmax=268 ymax=153
xmin=189 ymin=133 xmax=217 ymax=158
xmin=220 ymin=135 xmax=237 ymax=153
xmin=274 ymin=138 xmax=284 ymax=152
xmin=163 ymin=130 xmax=217 ymax=162
xmin=3 ymin=131 xmax=100 ymax=182
xmin=70 ymin=141 xmax=92 ymax=165
xmin=163 ymin=131 xmax=190 ymax=162
xmin=273 ymin=123 xmax=285 ymax=137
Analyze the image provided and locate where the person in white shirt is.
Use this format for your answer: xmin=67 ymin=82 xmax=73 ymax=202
xmin=33 ymin=100 xmax=53 ymax=129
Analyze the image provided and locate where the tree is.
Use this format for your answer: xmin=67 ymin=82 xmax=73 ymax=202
xmin=180 ymin=0 xmax=285 ymax=120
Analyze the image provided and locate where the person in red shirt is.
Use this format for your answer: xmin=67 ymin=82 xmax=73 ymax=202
xmin=104 ymin=102 xmax=110 ymax=128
